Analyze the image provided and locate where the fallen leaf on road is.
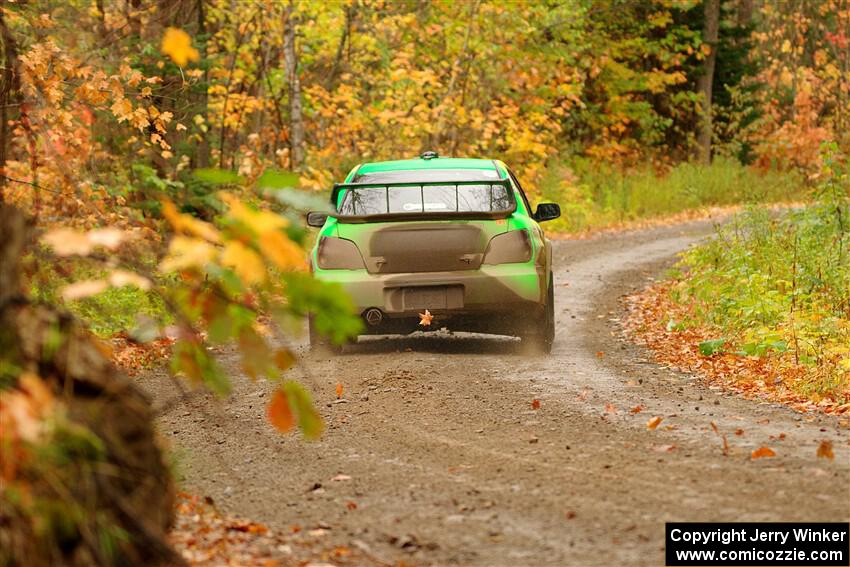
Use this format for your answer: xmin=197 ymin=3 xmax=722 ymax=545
xmin=646 ymin=416 xmax=663 ymax=430
xmin=334 ymin=546 xmax=352 ymax=557
xmin=653 ymin=444 xmax=676 ymax=453
xmin=331 ymin=474 xmax=351 ymax=482
xmin=817 ymin=440 xmax=834 ymax=460
xmin=565 ymin=511 xmax=577 ymax=519
xmin=596 ymin=351 xmax=605 ymax=358
xmin=418 ymin=309 xmax=433 ymax=326
xmin=604 ymin=403 xmax=617 ymax=413
xmin=629 ymin=405 xmax=643 ymax=414
xmin=710 ymin=422 xmax=730 ymax=456
xmin=335 ymin=383 xmax=344 ymax=399
xmin=751 ymin=446 xmax=776 ymax=459
xmin=532 ymin=399 xmax=541 ymax=410
xmin=346 ymin=501 xmax=358 ymax=511
xmin=735 ymin=428 xmax=744 ymax=436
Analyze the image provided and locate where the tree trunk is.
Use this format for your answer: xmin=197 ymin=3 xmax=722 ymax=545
xmin=0 ymin=6 xmax=21 ymax=199
xmin=195 ymin=0 xmax=210 ymax=168
xmin=283 ymin=0 xmax=305 ymax=170
xmin=0 ymin=206 xmax=180 ymax=567
xmin=697 ymin=0 xmax=720 ymax=164
xmin=326 ymin=4 xmax=353 ymax=91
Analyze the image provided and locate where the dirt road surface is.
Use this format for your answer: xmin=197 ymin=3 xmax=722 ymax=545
xmin=143 ymin=221 xmax=850 ymax=566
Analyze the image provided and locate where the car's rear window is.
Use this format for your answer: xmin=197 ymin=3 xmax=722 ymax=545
xmin=340 ymin=168 xmax=511 ymax=216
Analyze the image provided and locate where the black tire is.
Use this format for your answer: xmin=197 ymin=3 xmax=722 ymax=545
xmin=308 ymin=315 xmax=343 ymax=354
xmin=523 ymin=274 xmax=555 ymax=354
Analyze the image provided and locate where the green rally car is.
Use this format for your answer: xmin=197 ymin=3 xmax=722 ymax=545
xmin=306 ymin=152 xmax=561 ymax=352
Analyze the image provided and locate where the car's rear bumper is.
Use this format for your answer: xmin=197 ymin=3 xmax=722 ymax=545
xmin=313 ymin=264 xmax=546 ymax=333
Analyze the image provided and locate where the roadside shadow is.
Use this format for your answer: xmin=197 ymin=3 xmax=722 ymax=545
xmin=343 ymin=332 xmax=526 ymax=355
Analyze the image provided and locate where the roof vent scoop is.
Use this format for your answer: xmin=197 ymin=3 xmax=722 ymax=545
xmin=420 ymin=150 xmax=439 ymax=160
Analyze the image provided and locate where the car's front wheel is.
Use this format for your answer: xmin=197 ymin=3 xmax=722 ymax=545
xmin=522 ymin=274 xmax=555 ymax=354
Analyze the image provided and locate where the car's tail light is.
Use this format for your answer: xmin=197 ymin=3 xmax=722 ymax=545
xmin=316 ymin=236 xmax=365 ymax=270
xmin=483 ymin=230 xmax=532 ymax=265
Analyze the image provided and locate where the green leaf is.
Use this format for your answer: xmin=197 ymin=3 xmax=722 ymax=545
xmin=699 ymin=338 xmax=726 ymax=356
xmin=283 ymin=381 xmax=324 ymax=440
xmin=283 ymin=274 xmax=364 ymax=344
xmin=257 ymin=169 xmax=299 ymax=190
xmin=171 ymin=340 xmax=231 ymax=396
xmin=129 ymin=315 xmax=160 ymax=343
xmin=266 ymin=186 xmax=330 ymax=213
xmin=194 ymin=168 xmax=242 ymax=185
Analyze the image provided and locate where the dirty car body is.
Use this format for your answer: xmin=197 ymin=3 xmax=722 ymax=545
xmin=307 ymin=154 xmax=560 ymax=351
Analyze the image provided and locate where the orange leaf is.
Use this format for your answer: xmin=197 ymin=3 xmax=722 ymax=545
xmin=267 ymin=389 xmax=294 ymax=433
xmin=604 ymin=403 xmax=617 ymax=413
xmin=751 ymin=446 xmax=776 ymax=459
xmin=531 ymin=399 xmax=541 ymax=410
xmin=418 ymin=309 xmax=433 ymax=326
xmin=596 ymin=351 xmax=605 ymax=358
xmin=345 ymin=501 xmax=357 ymax=511
xmin=336 ymin=383 xmax=343 ymax=399
xmin=817 ymin=440 xmax=834 ymax=460
xmin=274 ymin=349 xmax=295 ymax=372
xmin=629 ymin=405 xmax=643 ymax=414
xmin=646 ymin=416 xmax=663 ymax=430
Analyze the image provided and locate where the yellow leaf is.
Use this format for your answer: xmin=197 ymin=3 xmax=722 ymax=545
xmin=160 ymin=236 xmax=217 ymax=273
xmin=110 ymin=98 xmax=133 ymax=121
xmin=42 ymin=228 xmax=92 ymax=256
xmin=221 ymin=193 xmax=288 ymax=234
xmin=646 ymin=416 xmax=663 ymax=430
xmin=161 ymin=27 xmax=199 ymax=67
xmin=161 ymin=200 xmax=221 ymax=243
xmin=108 ymin=269 xmax=151 ymax=290
xmin=87 ymin=227 xmax=125 ymax=250
xmin=221 ymin=241 xmax=266 ymax=285
xmin=258 ymin=230 xmax=306 ymax=270
xmin=62 ymin=279 xmax=109 ymax=301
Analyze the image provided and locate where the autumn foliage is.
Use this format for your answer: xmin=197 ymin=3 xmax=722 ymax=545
xmin=0 ymin=1 xmax=849 ymax=564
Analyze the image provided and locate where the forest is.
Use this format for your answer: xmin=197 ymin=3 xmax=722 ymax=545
xmin=0 ymin=0 xmax=848 ymax=565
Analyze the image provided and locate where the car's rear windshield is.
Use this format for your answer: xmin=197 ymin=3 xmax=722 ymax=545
xmin=340 ymin=168 xmax=512 ymax=216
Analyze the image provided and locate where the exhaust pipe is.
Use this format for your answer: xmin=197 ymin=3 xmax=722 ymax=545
xmin=364 ymin=308 xmax=383 ymax=326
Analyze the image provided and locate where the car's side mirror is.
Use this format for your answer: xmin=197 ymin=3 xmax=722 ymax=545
xmin=306 ymin=211 xmax=329 ymax=228
xmin=533 ymin=203 xmax=561 ymax=222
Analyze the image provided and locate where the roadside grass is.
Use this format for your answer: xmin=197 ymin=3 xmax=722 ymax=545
xmin=537 ymin=157 xmax=805 ymax=234
xmin=28 ymin=257 xmax=171 ymax=339
xmin=624 ymin=146 xmax=849 ymax=412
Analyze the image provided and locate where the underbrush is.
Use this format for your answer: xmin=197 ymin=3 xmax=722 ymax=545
xmin=538 ymin=157 xmax=804 ymax=233
xmin=28 ymin=258 xmax=171 ymax=339
xmin=653 ymin=145 xmax=849 ymax=406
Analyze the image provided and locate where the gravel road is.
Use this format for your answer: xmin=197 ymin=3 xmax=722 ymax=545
xmin=142 ymin=220 xmax=849 ymax=566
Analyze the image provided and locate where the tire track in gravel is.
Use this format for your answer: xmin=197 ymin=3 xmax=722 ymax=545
xmin=142 ymin=219 xmax=849 ymax=567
